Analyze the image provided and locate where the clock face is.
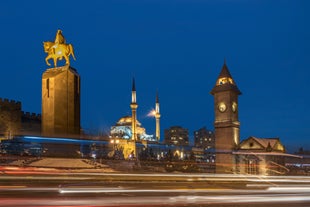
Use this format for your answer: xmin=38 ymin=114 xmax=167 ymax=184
xmin=232 ymin=102 xmax=237 ymax=113
xmin=218 ymin=102 xmax=226 ymax=112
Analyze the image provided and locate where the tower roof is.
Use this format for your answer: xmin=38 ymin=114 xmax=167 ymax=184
xmin=210 ymin=61 xmax=241 ymax=95
xmin=218 ymin=61 xmax=233 ymax=79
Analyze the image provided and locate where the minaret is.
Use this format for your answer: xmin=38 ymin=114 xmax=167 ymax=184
xmin=210 ymin=60 xmax=241 ymax=174
xmin=154 ymin=91 xmax=161 ymax=141
xmin=130 ymin=78 xmax=138 ymax=141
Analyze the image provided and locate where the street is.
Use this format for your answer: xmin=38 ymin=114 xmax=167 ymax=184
xmin=0 ymin=172 xmax=309 ymax=206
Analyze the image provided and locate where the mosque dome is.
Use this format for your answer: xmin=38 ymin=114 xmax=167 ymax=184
xmin=111 ymin=115 xmax=154 ymax=141
xmin=116 ymin=115 xmax=141 ymax=127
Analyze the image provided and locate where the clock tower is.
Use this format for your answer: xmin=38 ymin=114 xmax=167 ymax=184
xmin=210 ymin=61 xmax=241 ymax=174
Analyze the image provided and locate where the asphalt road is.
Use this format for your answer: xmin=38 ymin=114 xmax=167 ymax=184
xmin=0 ymin=172 xmax=309 ymax=207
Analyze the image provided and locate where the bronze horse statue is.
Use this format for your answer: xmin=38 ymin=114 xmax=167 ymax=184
xmin=43 ymin=41 xmax=76 ymax=67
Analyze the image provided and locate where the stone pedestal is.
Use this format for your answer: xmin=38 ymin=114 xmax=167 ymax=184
xmin=42 ymin=65 xmax=80 ymax=137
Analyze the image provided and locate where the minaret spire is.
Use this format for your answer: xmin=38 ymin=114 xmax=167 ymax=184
xmin=155 ymin=91 xmax=161 ymax=141
xmin=130 ymin=78 xmax=138 ymax=142
xmin=131 ymin=78 xmax=136 ymax=103
xmin=156 ymin=90 xmax=159 ymax=104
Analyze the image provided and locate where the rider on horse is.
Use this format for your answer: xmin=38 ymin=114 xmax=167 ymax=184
xmin=43 ymin=30 xmax=76 ymax=67
xmin=55 ymin=29 xmax=66 ymax=45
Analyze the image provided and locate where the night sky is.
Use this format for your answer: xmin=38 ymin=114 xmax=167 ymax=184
xmin=0 ymin=1 xmax=309 ymax=152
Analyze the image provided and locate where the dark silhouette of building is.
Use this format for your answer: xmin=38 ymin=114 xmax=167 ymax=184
xmin=194 ymin=127 xmax=215 ymax=149
xmin=164 ymin=126 xmax=189 ymax=146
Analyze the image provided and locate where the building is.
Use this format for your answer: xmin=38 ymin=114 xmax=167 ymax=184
xmin=236 ymin=136 xmax=288 ymax=175
xmin=109 ymin=79 xmax=158 ymax=159
xmin=164 ymin=126 xmax=189 ymax=146
xmin=209 ymin=61 xmax=297 ymax=175
xmin=210 ymin=61 xmax=241 ymax=174
xmin=194 ymin=127 xmax=215 ymax=149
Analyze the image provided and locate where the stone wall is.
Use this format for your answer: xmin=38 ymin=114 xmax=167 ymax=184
xmin=0 ymin=98 xmax=21 ymax=137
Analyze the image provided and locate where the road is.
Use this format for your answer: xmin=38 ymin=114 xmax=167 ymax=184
xmin=0 ymin=171 xmax=309 ymax=206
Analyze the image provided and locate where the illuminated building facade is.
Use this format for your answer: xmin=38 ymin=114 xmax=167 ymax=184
xmin=109 ymin=79 xmax=156 ymax=159
xmin=236 ymin=136 xmax=287 ymax=175
xmin=110 ymin=116 xmax=154 ymax=141
xmin=164 ymin=126 xmax=189 ymax=146
xmin=211 ymin=61 xmax=241 ymax=174
xmin=110 ymin=79 xmax=158 ymax=142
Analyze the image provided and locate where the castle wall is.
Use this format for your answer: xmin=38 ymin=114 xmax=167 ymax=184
xmin=0 ymin=98 xmax=22 ymax=138
xmin=21 ymin=111 xmax=41 ymax=136
xmin=0 ymin=98 xmax=41 ymax=137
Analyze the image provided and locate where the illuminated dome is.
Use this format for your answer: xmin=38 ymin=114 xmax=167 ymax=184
xmin=116 ymin=116 xmax=141 ymax=127
xmin=110 ymin=116 xmax=154 ymax=141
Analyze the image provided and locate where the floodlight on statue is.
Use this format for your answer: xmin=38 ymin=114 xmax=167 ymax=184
xmin=43 ymin=29 xmax=76 ymax=67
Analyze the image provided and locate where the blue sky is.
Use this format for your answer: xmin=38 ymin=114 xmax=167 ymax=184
xmin=0 ymin=0 xmax=309 ymax=152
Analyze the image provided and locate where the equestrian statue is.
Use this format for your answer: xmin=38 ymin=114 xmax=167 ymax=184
xmin=43 ymin=30 xmax=76 ymax=67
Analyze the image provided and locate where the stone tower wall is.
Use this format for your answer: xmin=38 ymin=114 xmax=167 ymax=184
xmin=0 ymin=98 xmax=22 ymax=137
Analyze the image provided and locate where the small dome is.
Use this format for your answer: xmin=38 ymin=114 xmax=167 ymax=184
xmin=116 ymin=115 xmax=141 ymax=126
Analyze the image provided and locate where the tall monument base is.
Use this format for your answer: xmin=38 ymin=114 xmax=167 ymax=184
xmin=42 ymin=65 xmax=80 ymax=137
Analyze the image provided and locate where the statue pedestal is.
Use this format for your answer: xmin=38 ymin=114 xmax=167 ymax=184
xmin=42 ymin=65 xmax=80 ymax=137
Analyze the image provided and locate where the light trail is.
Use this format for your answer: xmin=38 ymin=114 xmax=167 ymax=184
xmin=1 ymin=172 xmax=309 ymax=207
xmin=0 ymin=194 xmax=310 ymax=206
xmin=267 ymin=186 xmax=310 ymax=192
xmin=2 ymin=172 xmax=310 ymax=184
